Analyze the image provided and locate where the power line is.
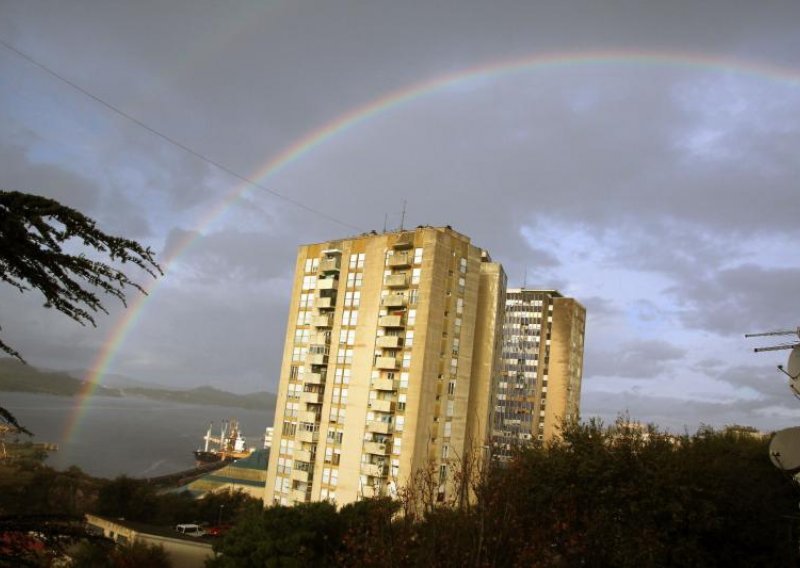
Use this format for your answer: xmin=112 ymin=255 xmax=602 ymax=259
xmin=0 ymin=38 xmax=364 ymax=232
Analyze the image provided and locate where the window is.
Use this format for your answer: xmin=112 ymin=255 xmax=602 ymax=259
xmin=346 ymin=272 xmax=363 ymax=288
xmin=397 ymin=393 xmax=407 ymax=411
xmin=447 ymin=380 xmax=456 ymax=395
xmin=402 ymin=353 xmax=412 ymax=369
xmin=414 ymin=247 xmax=423 ymax=264
xmin=349 ymin=253 xmax=366 ymax=270
xmin=456 ymin=298 xmax=464 ymax=315
xmin=446 ymin=400 xmax=454 ymax=417
xmin=411 ymin=268 xmax=421 ymax=285
xmin=395 ymin=415 xmax=405 ymax=432
xmin=302 ymin=275 xmax=316 ymax=290
xmin=299 ymin=292 xmax=314 ymax=309
xmin=399 ymin=372 xmax=409 ymax=389
xmin=443 ymin=421 xmax=452 ymax=437
xmin=409 ymin=289 xmax=419 ymax=305
xmin=405 ymin=330 xmax=414 ymax=348
xmin=393 ymin=438 xmax=402 ymax=455
xmin=304 ymin=258 xmax=319 ymax=273
xmin=459 ymin=257 xmax=467 ymax=273
xmin=342 ymin=310 xmax=358 ymax=327
xmin=407 ymin=309 xmax=416 ymax=326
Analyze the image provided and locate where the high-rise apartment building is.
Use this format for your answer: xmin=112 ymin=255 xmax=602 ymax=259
xmin=492 ymin=289 xmax=585 ymax=457
xmin=265 ymin=227 xmax=505 ymax=507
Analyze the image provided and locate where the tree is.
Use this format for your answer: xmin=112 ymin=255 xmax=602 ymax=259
xmin=0 ymin=190 xmax=161 ymax=361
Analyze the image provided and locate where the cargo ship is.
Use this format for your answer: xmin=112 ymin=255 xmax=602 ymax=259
xmin=194 ymin=419 xmax=253 ymax=463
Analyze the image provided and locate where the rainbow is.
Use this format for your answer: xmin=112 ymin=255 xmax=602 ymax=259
xmin=64 ymin=48 xmax=800 ymax=442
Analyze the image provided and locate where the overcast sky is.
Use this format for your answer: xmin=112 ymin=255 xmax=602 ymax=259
xmin=2 ymin=1 xmax=799 ymax=432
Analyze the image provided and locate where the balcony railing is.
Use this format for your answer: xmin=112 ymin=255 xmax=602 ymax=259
xmin=305 ymin=353 xmax=327 ymax=366
xmin=291 ymin=469 xmax=311 ymax=483
xmin=372 ymin=378 xmax=396 ymax=391
xmin=388 ymin=252 xmax=411 ymax=268
xmin=291 ymin=488 xmax=307 ymax=502
xmin=296 ymin=429 xmax=319 ymax=443
xmin=297 ymin=411 xmax=318 ymax=424
xmin=319 ymin=257 xmax=341 ymax=273
xmin=316 ymin=278 xmax=338 ymax=291
xmin=363 ymin=441 xmax=389 ymax=455
xmin=378 ymin=315 xmax=404 ymax=328
xmin=369 ymin=399 xmax=394 ymax=413
xmin=375 ymin=357 xmax=399 ymax=370
xmin=300 ymin=391 xmax=322 ymax=405
xmin=314 ymin=314 xmax=333 ymax=328
xmin=376 ymin=335 xmax=401 ymax=349
xmin=294 ymin=449 xmax=313 ymax=463
xmin=301 ymin=371 xmax=325 ymax=385
xmin=366 ymin=421 xmax=392 ymax=434
xmin=360 ymin=462 xmax=386 ymax=477
xmin=316 ymin=296 xmax=334 ymax=310
xmin=384 ymin=274 xmax=408 ymax=288
xmin=381 ymin=294 xmax=407 ymax=308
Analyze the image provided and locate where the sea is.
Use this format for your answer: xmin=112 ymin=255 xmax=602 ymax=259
xmin=1 ymin=392 xmax=274 ymax=479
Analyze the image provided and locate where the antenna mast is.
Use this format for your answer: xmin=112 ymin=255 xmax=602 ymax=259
xmin=400 ymin=200 xmax=407 ymax=231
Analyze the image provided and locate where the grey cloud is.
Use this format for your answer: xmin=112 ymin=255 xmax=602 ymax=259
xmin=672 ymin=264 xmax=800 ymax=335
xmin=588 ymin=339 xmax=687 ymax=379
xmin=582 ymin=388 xmax=798 ymax=434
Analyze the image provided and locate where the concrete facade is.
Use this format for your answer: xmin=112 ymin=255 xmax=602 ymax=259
xmin=265 ymin=227 xmax=505 ymax=507
xmin=492 ymin=289 xmax=585 ymax=457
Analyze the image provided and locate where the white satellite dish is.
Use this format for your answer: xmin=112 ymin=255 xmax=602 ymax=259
xmin=769 ymin=426 xmax=800 ymax=473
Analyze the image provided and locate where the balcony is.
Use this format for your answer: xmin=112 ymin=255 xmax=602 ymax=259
xmin=360 ymin=462 xmax=386 ymax=478
xmin=300 ymin=391 xmax=322 ymax=405
xmin=305 ymin=353 xmax=328 ymax=366
xmin=370 ymin=399 xmax=394 ymax=413
xmin=316 ymin=278 xmax=338 ymax=291
xmin=316 ymin=296 xmax=335 ymax=310
xmin=319 ymin=257 xmax=341 ymax=273
xmin=372 ymin=378 xmax=396 ymax=391
xmin=392 ymin=236 xmax=414 ymax=250
xmin=378 ymin=315 xmax=404 ymax=328
xmin=364 ymin=441 xmax=389 ymax=455
xmin=291 ymin=469 xmax=311 ymax=483
xmin=375 ymin=356 xmax=399 ymax=370
xmin=296 ymin=429 xmax=319 ymax=443
xmin=310 ymin=333 xmax=330 ymax=346
xmin=384 ymin=273 xmax=408 ymax=288
xmin=291 ymin=488 xmax=308 ymax=502
xmin=314 ymin=314 xmax=333 ymax=328
xmin=388 ymin=252 xmax=411 ymax=268
xmin=361 ymin=484 xmax=382 ymax=498
xmin=381 ymin=294 xmax=407 ymax=308
xmin=366 ymin=421 xmax=392 ymax=434
xmin=294 ymin=449 xmax=313 ymax=463
xmin=376 ymin=335 xmax=401 ymax=349
xmin=301 ymin=371 xmax=325 ymax=385
xmin=298 ymin=411 xmax=318 ymax=424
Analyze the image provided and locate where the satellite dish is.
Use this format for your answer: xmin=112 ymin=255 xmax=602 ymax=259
xmin=769 ymin=426 xmax=800 ymax=473
xmin=788 ymin=346 xmax=800 ymax=395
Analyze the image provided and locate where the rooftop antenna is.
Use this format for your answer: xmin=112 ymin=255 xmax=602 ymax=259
xmin=400 ymin=200 xmax=407 ymax=231
xmin=744 ymin=328 xmax=800 ymax=352
xmin=523 ymin=267 xmax=528 ymax=290
xmin=383 ymin=213 xmax=388 ymax=233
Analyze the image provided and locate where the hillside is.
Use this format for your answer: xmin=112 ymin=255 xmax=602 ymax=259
xmin=0 ymin=359 xmax=276 ymax=411
xmin=0 ymin=358 xmax=120 ymax=397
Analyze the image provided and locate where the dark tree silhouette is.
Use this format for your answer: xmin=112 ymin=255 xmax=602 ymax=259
xmin=0 ymin=190 xmax=161 ymax=361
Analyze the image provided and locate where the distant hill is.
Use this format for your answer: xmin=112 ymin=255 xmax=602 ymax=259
xmin=0 ymin=359 xmax=276 ymax=412
xmin=0 ymin=358 xmax=121 ymax=397
xmin=123 ymin=385 xmax=276 ymax=411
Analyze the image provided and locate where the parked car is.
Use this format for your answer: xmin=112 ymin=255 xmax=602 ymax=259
xmin=175 ymin=523 xmax=205 ymax=537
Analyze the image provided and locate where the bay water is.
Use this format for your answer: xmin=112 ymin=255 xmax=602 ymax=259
xmin=1 ymin=392 xmax=274 ymax=479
